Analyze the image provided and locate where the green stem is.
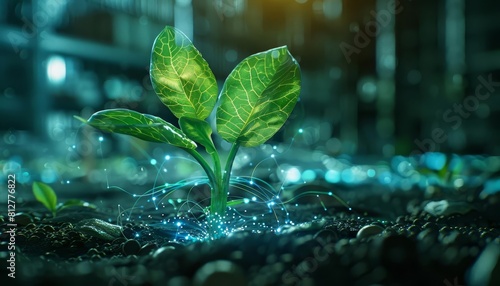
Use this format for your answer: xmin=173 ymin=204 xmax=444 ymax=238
xmin=222 ymin=143 xmax=240 ymax=198
xmin=182 ymin=148 xmax=216 ymax=188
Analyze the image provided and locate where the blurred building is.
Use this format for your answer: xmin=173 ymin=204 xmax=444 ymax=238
xmin=0 ymin=0 xmax=499 ymax=159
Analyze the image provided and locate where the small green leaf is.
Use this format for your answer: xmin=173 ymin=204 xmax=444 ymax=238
xmin=216 ymin=46 xmax=301 ymax=147
xmin=57 ymin=199 xmax=96 ymax=212
xmin=32 ymin=182 xmax=57 ymax=217
xmin=179 ymin=117 xmax=216 ymax=154
xmin=151 ymin=26 xmax=218 ymax=120
xmin=82 ymin=109 xmax=197 ymax=149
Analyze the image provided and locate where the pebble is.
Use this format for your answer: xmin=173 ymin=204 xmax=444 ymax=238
xmin=357 ymin=225 xmax=384 ymax=239
xmin=152 ymin=246 xmax=176 ymax=260
xmin=75 ymin=219 xmax=122 ymax=241
xmin=14 ymin=213 xmax=33 ymax=226
xmin=122 ymin=239 xmax=141 ymax=256
xmin=193 ymin=260 xmax=246 ymax=286
xmin=139 ymin=243 xmax=157 ymax=256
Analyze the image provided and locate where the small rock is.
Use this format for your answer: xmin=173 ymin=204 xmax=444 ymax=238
xmin=139 ymin=243 xmax=158 ymax=256
xmin=14 ymin=213 xmax=33 ymax=226
xmin=75 ymin=218 xmax=122 ymax=241
xmin=122 ymin=239 xmax=141 ymax=256
xmin=424 ymin=200 xmax=473 ymax=216
xmin=193 ymin=260 xmax=247 ymax=286
xmin=357 ymin=225 xmax=384 ymax=239
xmin=152 ymin=246 xmax=176 ymax=260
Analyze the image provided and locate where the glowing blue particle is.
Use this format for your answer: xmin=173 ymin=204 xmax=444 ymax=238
xmin=286 ymin=167 xmax=301 ymax=183
xmin=72 ymin=145 xmax=76 ymax=149
xmin=98 ymin=136 xmax=104 ymax=142
xmin=271 ymin=154 xmax=275 ymax=158
xmin=176 ymin=222 xmax=181 ymax=227
xmin=273 ymin=145 xmax=277 ymax=150
xmin=243 ymin=198 xmax=250 ymax=204
xmin=249 ymin=180 xmax=254 ymax=185
xmin=150 ymin=159 xmax=157 ymax=165
xmin=152 ymin=197 xmax=156 ymax=201
xmin=165 ymin=155 xmax=171 ymax=160
xmin=367 ymin=169 xmax=376 ymax=177
xmin=328 ymin=191 xmax=333 ymax=196
xmin=301 ymin=169 xmax=316 ymax=182
xmin=252 ymin=216 xmax=257 ymax=221
xmin=251 ymin=196 xmax=257 ymax=201
xmin=325 ymin=170 xmax=340 ymax=183
xmin=135 ymin=233 xmax=139 ymax=238
xmin=298 ymin=128 xmax=303 ymax=133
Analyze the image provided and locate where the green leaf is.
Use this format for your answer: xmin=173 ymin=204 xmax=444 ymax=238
xmin=151 ymin=26 xmax=217 ymax=120
xmin=32 ymin=182 xmax=57 ymax=217
xmin=179 ymin=117 xmax=216 ymax=154
xmin=82 ymin=109 xmax=197 ymax=149
xmin=57 ymin=199 xmax=96 ymax=212
xmin=216 ymin=46 xmax=301 ymax=147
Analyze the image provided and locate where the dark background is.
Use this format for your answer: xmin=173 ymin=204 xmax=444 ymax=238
xmin=1 ymin=0 xmax=499 ymax=164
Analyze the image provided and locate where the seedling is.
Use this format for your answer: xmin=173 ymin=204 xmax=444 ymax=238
xmin=75 ymin=26 xmax=301 ymax=234
xmin=32 ymin=181 xmax=95 ymax=217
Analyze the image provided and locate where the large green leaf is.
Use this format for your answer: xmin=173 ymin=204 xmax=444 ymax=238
xmin=79 ymin=109 xmax=196 ymax=149
xmin=216 ymin=46 xmax=301 ymax=147
xmin=150 ymin=26 xmax=217 ymax=120
xmin=179 ymin=117 xmax=216 ymax=154
xmin=32 ymin=181 xmax=57 ymax=217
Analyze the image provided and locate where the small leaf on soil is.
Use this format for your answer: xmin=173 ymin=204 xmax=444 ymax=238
xmin=32 ymin=182 xmax=58 ymax=217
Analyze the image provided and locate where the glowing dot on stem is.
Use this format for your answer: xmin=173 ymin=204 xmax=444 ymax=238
xmin=271 ymin=154 xmax=275 ymax=158
xmin=273 ymin=145 xmax=277 ymax=150
xmin=298 ymin=128 xmax=303 ymax=133
xmin=243 ymin=198 xmax=250 ymax=204
xmin=98 ymin=136 xmax=104 ymax=142
xmin=152 ymin=197 xmax=156 ymax=201
xmin=150 ymin=159 xmax=157 ymax=165
xmin=165 ymin=155 xmax=171 ymax=160
xmin=251 ymin=196 xmax=257 ymax=201
xmin=176 ymin=222 xmax=181 ymax=227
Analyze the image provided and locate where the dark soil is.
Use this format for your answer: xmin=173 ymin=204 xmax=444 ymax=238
xmin=2 ymin=184 xmax=500 ymax=286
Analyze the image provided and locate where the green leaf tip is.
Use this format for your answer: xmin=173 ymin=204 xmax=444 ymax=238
xmin=85 ymin=109 xmax=197 ymax=149
xmin=216 ymin=46 xmax=301 ymax=147
xmin=73 ymin=115 xmax=88 ymax=124
xmin=150 ymin=26 xmax=218 ymax=120
xmin=32 ymin=181 xmax=58 ymax=217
